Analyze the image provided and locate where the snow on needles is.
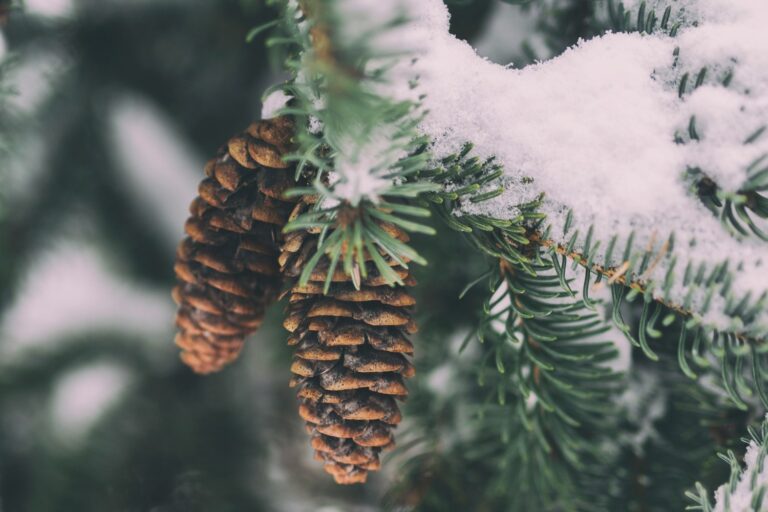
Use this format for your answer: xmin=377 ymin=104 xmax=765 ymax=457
xmin=374 ymin=0 xmax=768 ymax=335
xmin=713 ymin=414 xmax=768 ymax=512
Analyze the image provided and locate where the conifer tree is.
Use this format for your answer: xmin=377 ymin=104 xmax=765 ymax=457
xmin=189 ymin=0 xmax=767 ymax=508
xmin=2 ymin=0 xmax=768 ymax=510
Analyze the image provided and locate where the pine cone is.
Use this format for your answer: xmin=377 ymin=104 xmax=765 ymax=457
xmin=173 ymin=117 xmax=296 ymax=374
xmin=281 ymin=203 xmax=417 ymax=484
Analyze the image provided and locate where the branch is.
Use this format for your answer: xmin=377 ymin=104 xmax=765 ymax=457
xmin=687 ymin=415 xmax=768 ymax=511
xmin=268 ymin=0 xmax=438 ymax=287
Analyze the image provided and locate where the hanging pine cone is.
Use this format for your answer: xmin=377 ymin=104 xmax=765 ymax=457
xmin=173 ymin=116 xmax=296 ymax=374
xmin=280 ymin=203 xmax=417 ymax=484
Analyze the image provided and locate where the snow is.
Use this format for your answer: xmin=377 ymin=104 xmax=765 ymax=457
xmin=423 ymin=32 xmax=680 ymax=217
xmin=616 ymin=369 xmax=666 ymax=454
xmin=109 ymin=94 xmax=201 ymax=247
xmin=0 ymin=239 xmax=174 ymax=358
xmin=25 ymin=0 xmax=75 ymax=18
xmin=261 ymin=88 xmax=291 ymax=119
xmin=682 ymin=86 xmax=768 ymax=191
xmin=7 ymin=49 xmax=69 ymax=114
xmin=50 ymin=362 xmax=132 ymax=442
xmin=332 ymin=128 xmax=407 ymax=206
xmin=713 ymin=414 xmax=768 ymax=512
xmin=365 ymin=0 xmax=768 ymax=336
xmin=292 ymin=0 xmax=768 ymax=334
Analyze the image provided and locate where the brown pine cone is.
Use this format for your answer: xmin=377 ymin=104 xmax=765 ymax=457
xmin=281 ymin=202 xmax=417 ymax=484
xmin=172 ymin=117 xmax=296 ymax=374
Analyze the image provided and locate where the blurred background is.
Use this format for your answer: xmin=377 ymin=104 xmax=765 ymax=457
xmin=0 ymin=1 xmax=523 ymax=510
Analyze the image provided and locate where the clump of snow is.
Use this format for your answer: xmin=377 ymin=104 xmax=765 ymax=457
xmin=332 ymin=128 xmax=408 ymax=206
xmin=669 ymin=0 xmax=768 ymax=193
xmin=261 ymin=88 xmax=291 ymax=119
xmin=713 ymin=414 xmax=768 ymax=512
xmin=681 ymin=85 xmax=768 ymax=191
xmin=370 ymin=0 xmax=768 ymax=336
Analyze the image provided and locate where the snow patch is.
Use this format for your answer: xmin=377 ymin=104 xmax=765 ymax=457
xmin=332 ymin=128 xmax=407 ymax=206
xmin=261 ymin=88 xmax=291 ymax=119
xmin=25 ymin=0 xmax=75 ymax=18
xmin=713 ymin=414 xmax=768 ymax=512
xmin=109 ymin=94 xmax=201 ymax=246
xmin=0 ymin=240 xmax=174 ymax=358
xmin=617 ymin=369 xmax=667 ymax=454
xmin=7 ymin=49 xmax=69 ymax=114
xmin=376 ymin=0 xmax=768 ymax=335
xmin=50 ymin=362 xmax=132 ymax=442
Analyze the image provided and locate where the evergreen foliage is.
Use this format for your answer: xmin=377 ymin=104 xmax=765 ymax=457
xmin=262 ymin=0 xmax=768 ymax=509
xmin=688 ymin=415 xmax=768 ymax=511
xmin=2 ymin=0 xmax=767 ymax=510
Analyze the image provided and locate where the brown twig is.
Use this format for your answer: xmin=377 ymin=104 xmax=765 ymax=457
xmin=525 ymin=232 xmax=762 ymax=345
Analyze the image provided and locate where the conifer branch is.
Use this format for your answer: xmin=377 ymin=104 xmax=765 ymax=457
xmin=265 ymin=0 xmax=438 ymax=287
xmin=531 ymin=233 xmax=764 ymax=346
xmin=428 ymin=144 xmax=768 ymax=411
xmin=687 ymin=415 xmax=768 ymax=511
xmin=389 ymin=255 xmax=623 ymax=510
xmin=255 ymin=0 xmax=768 ymax=499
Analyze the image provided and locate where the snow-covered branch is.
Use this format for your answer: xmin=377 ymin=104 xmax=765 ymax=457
xmin=375 ymin=0 xmax=768 ymax=339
